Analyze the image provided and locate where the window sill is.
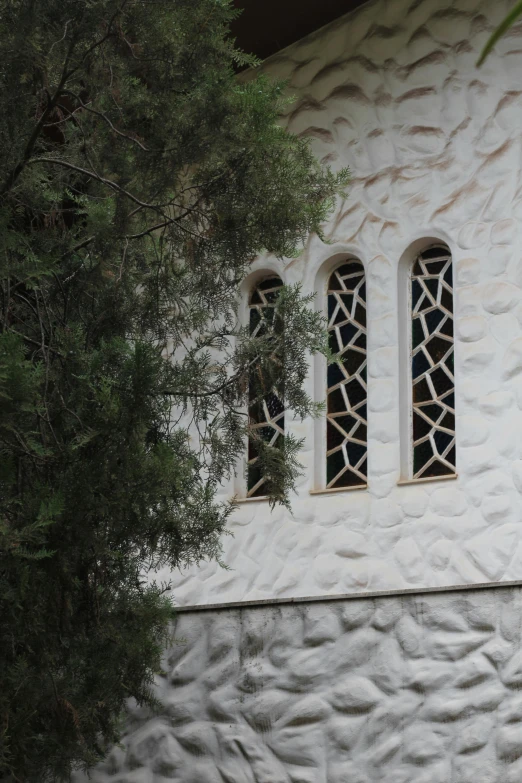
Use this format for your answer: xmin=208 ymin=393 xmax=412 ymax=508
xmin=233 ymin=484 xmax=369 ymax=502
xmin=397 ymin=473 xmax=458 ymax=487
xmin=233 ymin=495 xmax=271 ymax=504
xmin=310 ymin=485 xmax=367 ymax=496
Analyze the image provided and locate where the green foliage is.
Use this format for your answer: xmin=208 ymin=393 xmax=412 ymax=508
xmin=0 ymin=1 xmax=347 ymax=779
xmin=477 ymin=1 xmax=522 ymax=65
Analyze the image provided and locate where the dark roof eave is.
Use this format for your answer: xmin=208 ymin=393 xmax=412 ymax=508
xmin=232 ymin=0 xmax=371 ymax=62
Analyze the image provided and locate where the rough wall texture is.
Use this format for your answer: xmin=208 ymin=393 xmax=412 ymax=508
xmin=79 ymin=587 xmax=522 ymax=783
xmin=163 ymin=0 xmax=522 ymax=607
xmin=78 ymin=6 xmax=522 ymax=778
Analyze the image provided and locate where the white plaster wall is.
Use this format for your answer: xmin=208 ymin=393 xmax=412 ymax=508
xmin=165 ymin=0 xmax=522 ymax=606
xmin=78 ymin=587 xmax=522 ymax=783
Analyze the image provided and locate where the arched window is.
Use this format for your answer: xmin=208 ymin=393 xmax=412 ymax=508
xmin=411 ymin=244 xmax=455 ymax=478
xmin=326 ymin=260 xmax=367 ymax=489
xmin=247 ymin=276 xmax=284 ymax=497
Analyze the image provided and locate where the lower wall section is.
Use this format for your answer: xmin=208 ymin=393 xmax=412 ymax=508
xmin=81 ymin=587 xmax=522 ymax=783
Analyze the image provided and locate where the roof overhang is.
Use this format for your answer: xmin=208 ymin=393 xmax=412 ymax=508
xmin=232 ymin=0 xmax=370 ymax=62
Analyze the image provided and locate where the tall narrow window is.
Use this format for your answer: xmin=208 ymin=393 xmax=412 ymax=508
xmin=326 ymin=260 xmax=367 ymax=489
xmin=247 ymin=277 xmax=284 ymax=497
xmin=411 ymin=245 xmax=455 ymax=479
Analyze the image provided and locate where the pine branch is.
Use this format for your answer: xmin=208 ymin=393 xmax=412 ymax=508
xmin=0 ymin=0 xmax=129 ymax=196
xmin=62 ymin=90 xmax=149 ymax=150
xmin=28 ymin=157 xmax=165 ymax=213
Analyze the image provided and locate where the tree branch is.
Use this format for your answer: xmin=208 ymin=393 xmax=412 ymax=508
xmin=0 ymin=0 xmax=129 ymax=196
xmin=0 ymin=80 xmax=71 ymax=196
xmin=9 ymin=329 xmax=63 ymax=357
xmin=27 ymin=157 xmax=165 ymax=213
xmin=125 ymin=220 xmax=170 ymax=239
xmin=62 ymin=90 xmax=148 ymax=150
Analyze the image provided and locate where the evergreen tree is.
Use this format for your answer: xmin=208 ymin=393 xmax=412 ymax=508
xmin=0 ymin=1 xmax=347 ymax=779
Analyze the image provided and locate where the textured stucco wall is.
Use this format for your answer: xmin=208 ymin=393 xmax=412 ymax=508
xmin=163 ymin=0 xmax=522 ymax=607
xmin=79 ymin=586 xmax=522 ymax=783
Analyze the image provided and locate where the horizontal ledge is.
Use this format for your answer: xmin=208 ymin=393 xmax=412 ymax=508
xmin=397 ymin=473 xmax=458 ymax=487
xmin=234 ymin=486 xmax=368 ymax=502
xmin=175 ymin=579 xmax=522 ymax=613
xmin=235 ymin=475 xmax=457 ymax=502
xmin=233 ymin=495 xmax=271 ymax=504
xmin=310 ymin=485 xmax=367 ymax=496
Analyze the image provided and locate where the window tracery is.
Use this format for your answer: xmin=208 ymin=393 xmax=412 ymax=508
xmin=326 ymin=260 xmax=367 ymax=489
xmin=411 ymin=245 xmax=455 ymax=479
xmin=247 ymin=277 xmax=284 ymax=497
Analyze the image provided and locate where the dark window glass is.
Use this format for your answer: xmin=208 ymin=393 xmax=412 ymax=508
xmin=328 ymin=330 xmax=340 ymax=354
xmin=326 ymin=260 xmax=367 ymax=488
xmin=333 ymin=307 xmax=348 ymax=326
xmin=327 ymin=449 xmax=346 ymax=484
xmin=417 ymin=403 xmax=444 ymax=424
xmin=336 ymin=261 xmax=363 ymax=278
xmin=441 ymin=287 xmax=453 ymax=312
xmin=258 ymin=277 xmax=282 ymax=291
xmin=439 ymin=316 xmax=454 ymax=338
xmin=412 ymin=279 xmax=423 ymax=307
xmin=331 ymin=466 xmax=365 ymax=489
xmin=412 ymin=350 xmax=431 ymax=379
xmin=328 ymin=388 xmax=348 ymax=414
xmin=327 ymin=421 xmax=346 ymax=450
xmin=342 ymin=348 xmax=366 ymax=377
xmin=423 ymin=246 xmax=448 ymax=260
xmin=412 ymin=317 xmax=425 ymax=349
xmin=425 ymin=334 xmax=452 ymax=364
xmin=434 ymin=429 xmax=453 ymax=456
xmin=247 ymin=277 xmax=284 ymax=497
xmin=442 ymin=391 xmax=455 ymax=410
xmin=346 ymin=441 xmax=366 ymax=466
xmin=354 ymin=422 xmax=367 ymax=442
xmin=424 ymin=277 xmax=439 ymax=301
xmin=410 ymin=246 xmax=455 ymax=478
xmin=354 ymin=302 xmax=366 ymax=327
xmin=413 ymin=439 xmax=433 ymax=475
xmin=430 ymin=366 xmax=453 ymax=397
xmin=340 ymin=294 xmax=354 ymax=314
xmin=424 ymin=259 xmax=447 ymax=274
xmin=413 ymin=412 xmax=432 ymax=440
xmin=412 ymin=377 xmax=432 ymax=403
xmin=424 ymin=308 xmax=445 ymax=332
xmin=333 ymin=415 xmax=357 ymax=437
xmin=328 ymin=362 xmax=346 ymax=389
xmin=346 ymin=378 xmax=366 ymax=408
xmin=440 ymin=410 xmax=455 ymax=431
xmin=340 ymin=322 xmax=358 ymax=346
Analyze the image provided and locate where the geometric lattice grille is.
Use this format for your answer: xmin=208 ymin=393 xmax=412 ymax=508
xmin=326 ymin=260 xmax=367 ymax=489
xmin=411 ymin=245 xmax=455 ymax=479
xmin=247 ymin=277 xmax=284 ymax=497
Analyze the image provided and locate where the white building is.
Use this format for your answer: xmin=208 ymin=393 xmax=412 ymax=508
xmin=83 ymin=0 xmax=522 ymax=780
